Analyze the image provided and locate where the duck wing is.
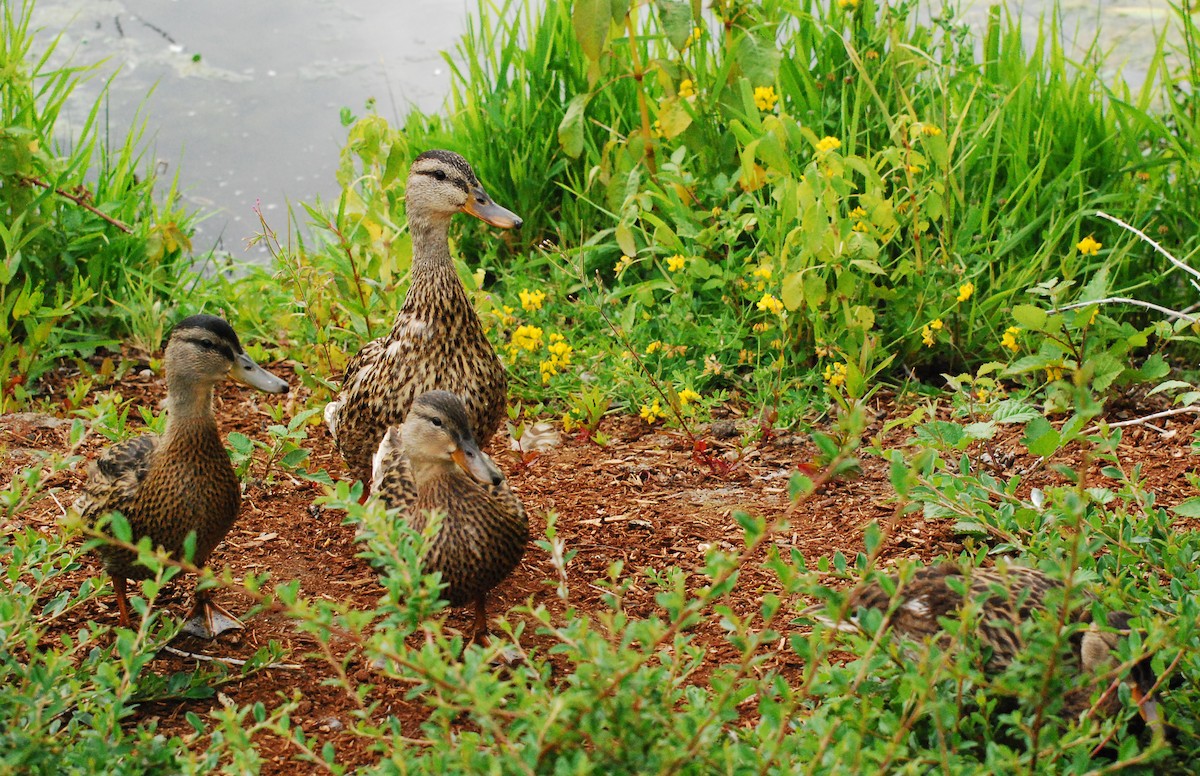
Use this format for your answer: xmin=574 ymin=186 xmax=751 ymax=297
xmin=74 ymin=434 xmax=158 ymax=521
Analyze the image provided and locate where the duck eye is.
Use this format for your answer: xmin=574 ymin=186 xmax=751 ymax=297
xmin=433 ymin=169 xmax=447 ymax=182
xmin=430 ymin=416 xmax=443 ymax=427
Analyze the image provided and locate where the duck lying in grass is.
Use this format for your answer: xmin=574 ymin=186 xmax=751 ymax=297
xmin=75 ymin=314 xmax=289 ymax=638
xmin=325 ymin=150 xmax=521 ymax=494
xmin=370 ymin=390 xmax=527 ymax=644
xmin=802 ymin=562 xmax=1165 ymax=735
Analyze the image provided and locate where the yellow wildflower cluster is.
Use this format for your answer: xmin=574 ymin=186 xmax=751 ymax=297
xmin=921 ymin=318 xmax=944 ymax=347
xmin=738 ymin=349 xmax=754 ymax=364
xmin=815 ymin=136 xmax=841 ymax=154
xmin=539 ymin=333 xmax=573 ymax=383
xmin=678 ymin=388 xmax=701 ymax=407
xmin=1077 ymin=235 xmax=1102 ymax=255
xmin=519 ymin=288 xmax=546 ymax=311
xmin=1045 ymin=365 xmax=1065 ymax=382
xmin=646 ymin=340 xmax=663 ymax=355
xmin=824 ymin=361 xmax=848 ymax=388
xmin=678 ymin=79 xmax=697 ymax=98
xmin=1000 ymin=326 xmax=1021 ymax=352
xmin=684 ymin=26 xmax=703 ymax=48
xmin=957 ymin=282 xmax=974 ymax=303
xmin=753 ymin=86 xmax=779 ymax=112
xmin=757 ymin=293 xmax=784 ymax=316
xmin=751 ymin=264 xmax=772 ymax=291
xmin=615 ymin=255 xmax=634 ymax=275
xmin=850 ymin=206 xmax=869 ymax=233
xmin=495 ymin=305 xmax=517 ymax=327
xmin=921 ymin=123 xmax=943 ymax=136
xmin=640 ymin=399 xmax=664 ymax=424
xmin=752 ymin=322 xmax=771 ymax=333
xmin=838 ymin=0 xmax=859 ymax=8
xmin=666 ymin=254 xmax=688 ymax=272
xmin=507 ymin=324 xmax=543 ymax=358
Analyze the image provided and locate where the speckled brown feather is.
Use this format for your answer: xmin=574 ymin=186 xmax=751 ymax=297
xmin=77 ymin=421 xmax=240 ymax=579
xmin=373 ymin=433 xmax=527 ymax=608
xmin=804 ymin=563 xmax=1160 ymax=722
xmin=326 ymin=150 xmax=513 ymax=486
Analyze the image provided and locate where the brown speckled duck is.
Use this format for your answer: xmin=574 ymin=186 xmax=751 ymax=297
xmin=802 ymin=563 xmax=1164 ymax=732
xmin=371 ymin=390 xmax=528 ymax=643
xmin=75 ymin=315 xmax=289 ymax=638
xmin=324 ymin=150 xmax=520 ymax=491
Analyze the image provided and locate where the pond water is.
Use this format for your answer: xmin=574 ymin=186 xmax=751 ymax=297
xmin=30 ymin=1 xmax=1184 ymax=261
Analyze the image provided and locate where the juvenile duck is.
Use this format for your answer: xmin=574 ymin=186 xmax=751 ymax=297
xmin=325 ymin=150 xmax=521 ymax=491
xmin=802 ymin=562 xmax=1164 ymax=733
xmin=371 ymin=390 xmax=528 ymax=643
xmin=75 ymin=314 xmax=289 ymax=638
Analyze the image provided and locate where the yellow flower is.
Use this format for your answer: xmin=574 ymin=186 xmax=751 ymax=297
xmin=678 ymin=79 xmax=697 ymax=98
xmin=769 ymin=338 xmax=783 ymax=349
xmin=519 ymin=288 xmax=546 ymax=311
xmin=666 ymin=254 xmax=688 ymax=272
xmin=1077 ymin=235 xmax=1102 ymax=255
xmin=752 ymin=265 xmax=772 ymax=281
xmin=615 ymin=255 xmax=634 ymax=275
xmin=956 ymin=282 xmax=974 ymax=303
xmin=757 ymin=293 xmax=784 ymax=315
xmin=711 ymin=206 xmax=722 ymax=217
xmin=1000 ymin=325 xmax=1020 ymax=352
xmin=738 ymin=348 xmax=754 ymax=364
xmin=753 ymin=86 xmax=779 ymax=112
xmin=921 ymin=326 xmax=935 ymax=347
xmin=824 ymin=362 xmax=848 ymax=388
xmin=930 ymin=318 xmax=944 ymax=330
xmin=652 ymin=119 xmax=664 ymax=138
xmin=921 ymin=124 xmax=943 ymax=136
xmin=849 ymin=206 xmax=866 ymax=220
xmin=646 ymin=340 xmax=663 ymax=355
xmin=1045 ymin=365 xmax=1065 ymax=382
xmin=640 ymin=400 xmax=664 ymax=424
xmin=815 ymin=136 xmax=841 ymax=154
xmin=752 ymin=322 xmax=771 ymax=333
xmin=865 ymin=50 xmax=879 ymax=60
xmin=838 ymin=0 xmax=859 ymax=8
xmin=1087 ymin=307 xmax=1099 ymax=326
xmin=507 ymin=324 xmax=544 ymax=358
xmin=684 ymin=26 xmax=703 ymax=48
xmin=678 ymin=388 xmax=701 ymax=406
xmin=907 ymin=164 xmax=922 ymax=174
xmin=496 ymin=305 xmax=517 ymax=326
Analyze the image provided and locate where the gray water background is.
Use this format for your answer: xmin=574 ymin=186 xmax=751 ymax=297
xmin=28 ymin=1 xmax=1185 ymax=261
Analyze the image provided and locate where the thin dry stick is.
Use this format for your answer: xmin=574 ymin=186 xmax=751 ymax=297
xmin=1050 ymin=296 xmax=1196 ymax=322
xmin=1083 ymin=405 xmax=1200 ymax=435
xmin=18 ymin=175 xmax=134 ymax=233
xmin=1095 ymin=210 xmax=1200 ymax=287
xmin=159 ymin=644 xmax=302 ymax=671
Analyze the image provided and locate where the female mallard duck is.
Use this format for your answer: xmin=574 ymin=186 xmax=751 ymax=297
xmin=324 ymin=150 xmax=521 ymax=491
xmin=802 ymin=562 xmax=1163 ymax=732
xmin=75 ymin=314 xmax=289 ymax=638
xmin=371 ymin=390 xmax=528 ymax=643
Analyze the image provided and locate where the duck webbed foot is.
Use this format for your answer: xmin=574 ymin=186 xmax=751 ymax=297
xmin=180 ymin=588 xmax=244 ymax=639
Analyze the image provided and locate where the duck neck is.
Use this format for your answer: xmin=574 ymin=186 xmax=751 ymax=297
xmin=403 ymin=212 xmax=468 ymax=314
xmin=161 ymin=378 xmax=219 ymax=440
xmin=409 ymin=458 xmax=461 ymax=489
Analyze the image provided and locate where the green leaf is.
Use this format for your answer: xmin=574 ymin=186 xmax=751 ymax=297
xmin=991 ymin=400 xmax=1042 ymax=424
xmin=573 ymin=0 xmax=612 ymax=61
xmin=1172 ymin=497 xmax=1200 ymax=518
xmin=657 ymin=0 xmax=694 ymax=51
xmin=557 ymin=93 xmax=590 ymax=158
xmin=1011 ymin=304 xmax=1048 ymax=331
xmin=1022 ymin=416 xmax=1061 ymax=457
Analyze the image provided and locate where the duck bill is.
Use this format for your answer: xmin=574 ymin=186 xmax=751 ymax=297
xmin=451 ymin=441 xmax=502 ymax=485
xmin=1131 ymin=685 xmax=1165 ymax=738
xmin=463 ymin=185 xmax=522 ymax=229
xmin=230 ymin=352 xmax=290 ymax=394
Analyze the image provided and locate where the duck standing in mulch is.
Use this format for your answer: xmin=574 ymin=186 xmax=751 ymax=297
xmin=370 ymin=390 xmax=527 ymax=644
xmin=324 ymin=150 xmax=521 ymax=495
xmin=75 ymin=314 xmax=289 ymax=638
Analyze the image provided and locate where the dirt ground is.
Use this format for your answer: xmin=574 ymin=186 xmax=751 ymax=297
xmin=4 ymin=360 xmax=1198 ymax=772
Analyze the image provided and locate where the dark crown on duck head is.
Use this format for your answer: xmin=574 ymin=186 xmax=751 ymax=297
xmin=412 ymin=150 xmax=478 ymax=188
xmin=169 ymin=314 xmax=243 ymax=359
xmin=411 ymin=390 xmax=476 ymax=442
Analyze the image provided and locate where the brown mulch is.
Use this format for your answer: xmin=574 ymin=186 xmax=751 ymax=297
xmin=3 ymin=361 xmax=1198 ymax=772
